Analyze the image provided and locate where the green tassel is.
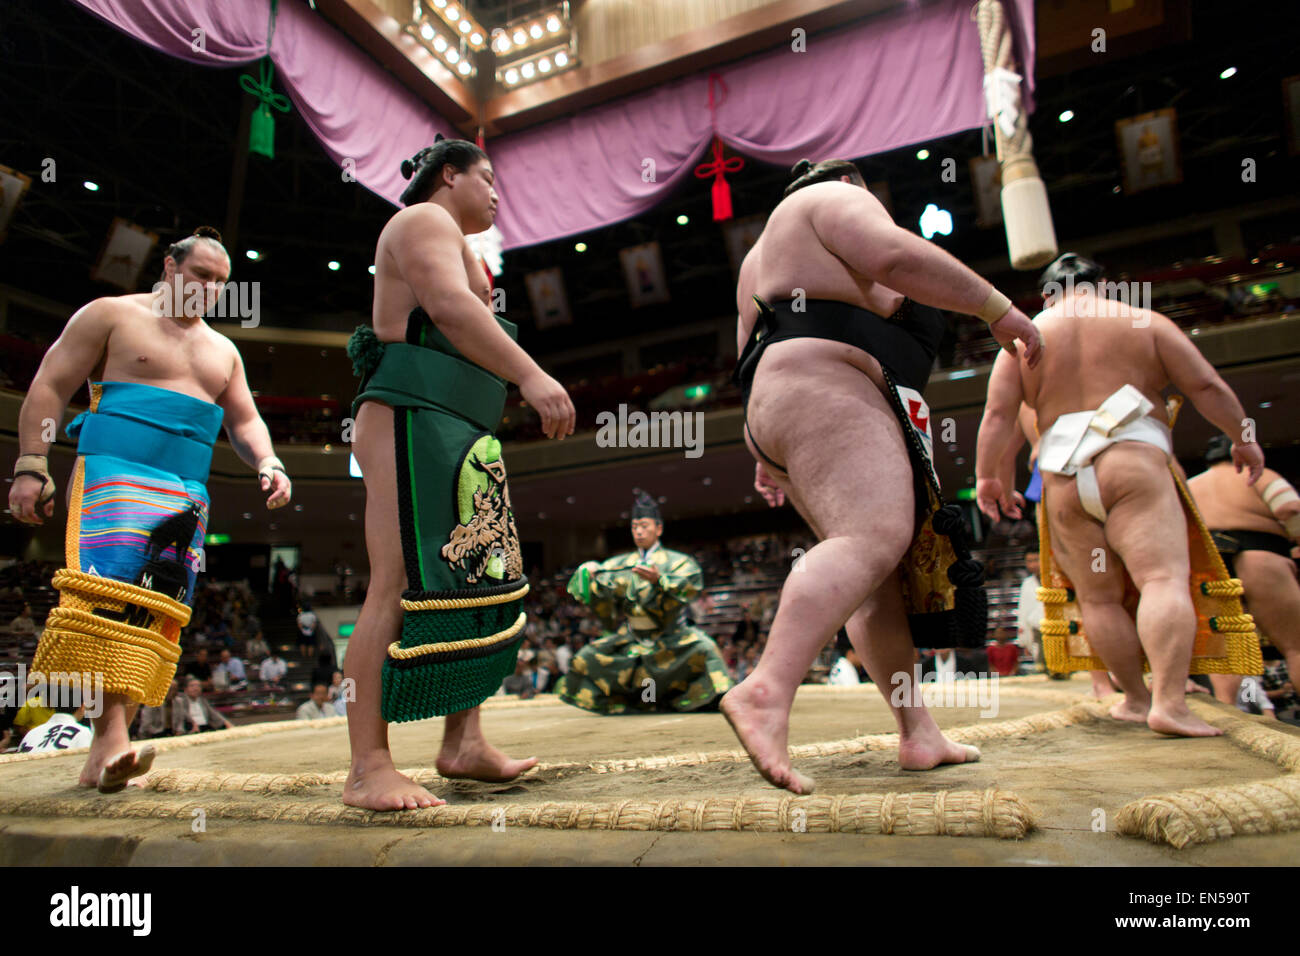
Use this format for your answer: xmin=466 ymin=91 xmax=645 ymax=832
xmin=347 ymin=325 xmax=386 ymax=379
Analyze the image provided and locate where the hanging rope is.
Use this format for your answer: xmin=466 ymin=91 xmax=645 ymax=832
xmin=239 ymin=0 xmax=290 ymax=158
xmin=693 ymin=74 xmax=744 ymax=221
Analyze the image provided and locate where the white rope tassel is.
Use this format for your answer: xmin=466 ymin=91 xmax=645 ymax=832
xmin=972 ymin=0 xmax=1057 ymax=269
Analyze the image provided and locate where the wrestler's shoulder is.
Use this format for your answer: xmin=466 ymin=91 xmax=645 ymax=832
xmin=67 ymin=293 xmax=150 ymax=330
xmin=387 ymin=202 xmax=461 ymax=235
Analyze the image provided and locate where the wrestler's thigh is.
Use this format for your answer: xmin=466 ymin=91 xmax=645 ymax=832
xmin=353 ymin=402 xmax=405 ymax=594
xmin=1041 ymin=473 xmax=1126 ymax=603
xmin=768 ymin=384 xmax=914 ymax=548
xmin=1094 ymin=443 xmax=1190 ymax=588
xmin=1235 ymin=550 xmax=1300 ymax=646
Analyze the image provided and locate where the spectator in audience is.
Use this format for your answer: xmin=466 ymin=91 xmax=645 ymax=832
xmin=310 ymin=650 xmax=335 ymax=689
xmin=736 ymin=645 xmax=760 ymax=682
xmin=0 ymin=673 xmax=18 ymax=751
xmin=172 ymin=678 xmax=233 ymax=734
xmin=213 ymin=648 xmax=248 ymax=691
xmin=207 ymin=616 xmax=232 ymax=650
xmin=296 ymin=683 xmax=337 ymax=720
xmin=986 ymin=626 xmax=1021 ymax=677
xmin=327 ymin=670 xmax=349 ymax=716
xmin=259 ymin=651 xmax=288 ymax=689
xmin=296 ymin=601 xmax=319 ymax=660
xmin=9 ymin=603 xmax=37 ymax=636
xmin=1016 ymin=549 xmax=1046 ymax=672
xmin=502 ymin=659 xmax=536 ymax=699
xmin=931 ymin=648 xmax=957 ymax=682
xmin=186 ymin=647 xmax=214 ymax=691
xmin=555 ymin=636 xmax=573 ymax=677
xmin=245 ymin=629 xmax=270 ymax=661
xmin=827 ymin=643 xmax=864 ymax=686
xmin=136 ymin=680 xmax=179 ymax=739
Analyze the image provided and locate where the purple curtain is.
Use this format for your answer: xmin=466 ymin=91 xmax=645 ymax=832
xmin=69 ymin=0 xmax=1035 ymax=250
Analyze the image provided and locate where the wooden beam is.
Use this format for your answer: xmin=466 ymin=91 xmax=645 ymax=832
xmin=313 ymin=0 xmax=478 ymax=124
xmin=481 ymin=0 xmax=904 ymax=134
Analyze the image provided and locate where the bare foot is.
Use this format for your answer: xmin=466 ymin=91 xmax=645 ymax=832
xmin=898 ymin=724 xmax=981 ymax=771
xmin=1184 ymin=678 xmax=1211 ymax=695
xmin=436 ymin=740 xmax=538 ymax=783
xmin=91 ymin=745 xmax=157 ymax=794
xmin=1109 ymin=698 xmax=1150 ymax=723
xmin=343 ymin=761 xmax=445 ymax=811
xmin=1147 ymin=705 xmax=1223 ymax=738
xmin=719 ymin=683 xmax=814 ymax=794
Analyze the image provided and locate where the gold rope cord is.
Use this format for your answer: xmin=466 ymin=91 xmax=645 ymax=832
xmin=385 ymin=612 xmax=527 ymax=660
xmin=400 ymin=581 xmax=529 ymax=612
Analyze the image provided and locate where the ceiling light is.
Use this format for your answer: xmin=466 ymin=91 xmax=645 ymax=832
xmin=83 ymin=180 xmax=99 ymax=191
xmin=245 ymin=249 xmax=260 ymax=260
xmin=546 ymin=15 xmax=561 ymax=32
xmin=1058 ymin=109 xmax=1074 ymax=122
xmin=459 ymin=19 xmax=470 ymax=32
xmin=676 ymin=214 xmax=688 ymax=225
xmin=420 ymin=22 xmax=434 ymax=40
xmin=538 ymin=57 xmax=551 ymax=73
xmin=328 ymin=260 xmax=341 ymax=271
xmin=470 ymin=31 xmax=482 ymax=44
xmin=504 ymin=68 xmax=519 ymax=84
xmin=513 ymin=29 xmax=526 ymax=44
xmin=458 ymin=60 xmax=471 ymax=75
xmin=529 ymin=22 xmax=543 ymax=39
xmin=521 ymin=61 xmax=534 ymax=79
xmin=574 ymin=242 xmax=587 ymax=252
xmin=1220 ymin=66 xmax=1237 ymax=79
xmin=433 ymin=34 xmax=447 ymax=51
xmin=554 ymin=50 xmax=568 ymax=67
xmin=368 ymin=264 xmax=376 ymax=275
xmin=446 ymin=48 xmax=460 ymax=63
xmin=916 ymin=149 xmax=930 ymax=160
xmin=446 ymin=6 xmax=459 ymax=20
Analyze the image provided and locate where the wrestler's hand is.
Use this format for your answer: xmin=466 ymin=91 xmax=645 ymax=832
xmin=976 ymin=477 xmax=1021 ymax=522
xmin=754 ymin=463 xmax=785 ymax=508
xmin=8 ymin=474 xmax=55 ymax=525
xmin=261 ymin=467 xmax=292 ymax=510
xmin=988 ymin=307 xmax=1045 ymax=369
xmin=1231 ymin=441 xmax=1264 ymax=486
xmin=521 ymin=369 xmax=575 ymax=440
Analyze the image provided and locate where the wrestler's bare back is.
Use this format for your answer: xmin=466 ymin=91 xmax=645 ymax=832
xmin=1188 ymin=464 xmax=1293 ymax=536
xmin=1017 ymin=298 xmax=1175 ymax=433
xmin=78 ymin=294 xmax=237 ymax=403
xmin=736 ymin=186 xmax=904 ymax=394
xmin=372 ymin=204 xmax=491 ymax=343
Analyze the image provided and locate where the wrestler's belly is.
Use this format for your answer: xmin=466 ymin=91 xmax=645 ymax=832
xmin=92 ymin=371 xmax=222 ymax=405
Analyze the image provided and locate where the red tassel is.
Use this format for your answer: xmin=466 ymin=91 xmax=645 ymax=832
xmin=694 ymin=135 xmax=744 ymax=222
xmin=711 ymin=176 xmax=733 ymax=221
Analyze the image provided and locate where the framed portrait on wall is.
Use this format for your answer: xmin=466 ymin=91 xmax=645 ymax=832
xmin=619 ymin=241 xmax=670 ymax=308
xmin=0 ymin=164 xmax=32 ymax=244
xmin=90 ymin=217 xmax=159 ymax=291
xmin=1115 ymin=108 xmax=1183 ymax=195
xmin=1284 ymin=75 xmax=1300 ymax=156
xmin=525 ymin=267 xmax=572 ymax=328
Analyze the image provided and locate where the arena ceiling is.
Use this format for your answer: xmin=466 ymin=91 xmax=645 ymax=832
xmin=0 ymin=0 xmax=1296 ymax=364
